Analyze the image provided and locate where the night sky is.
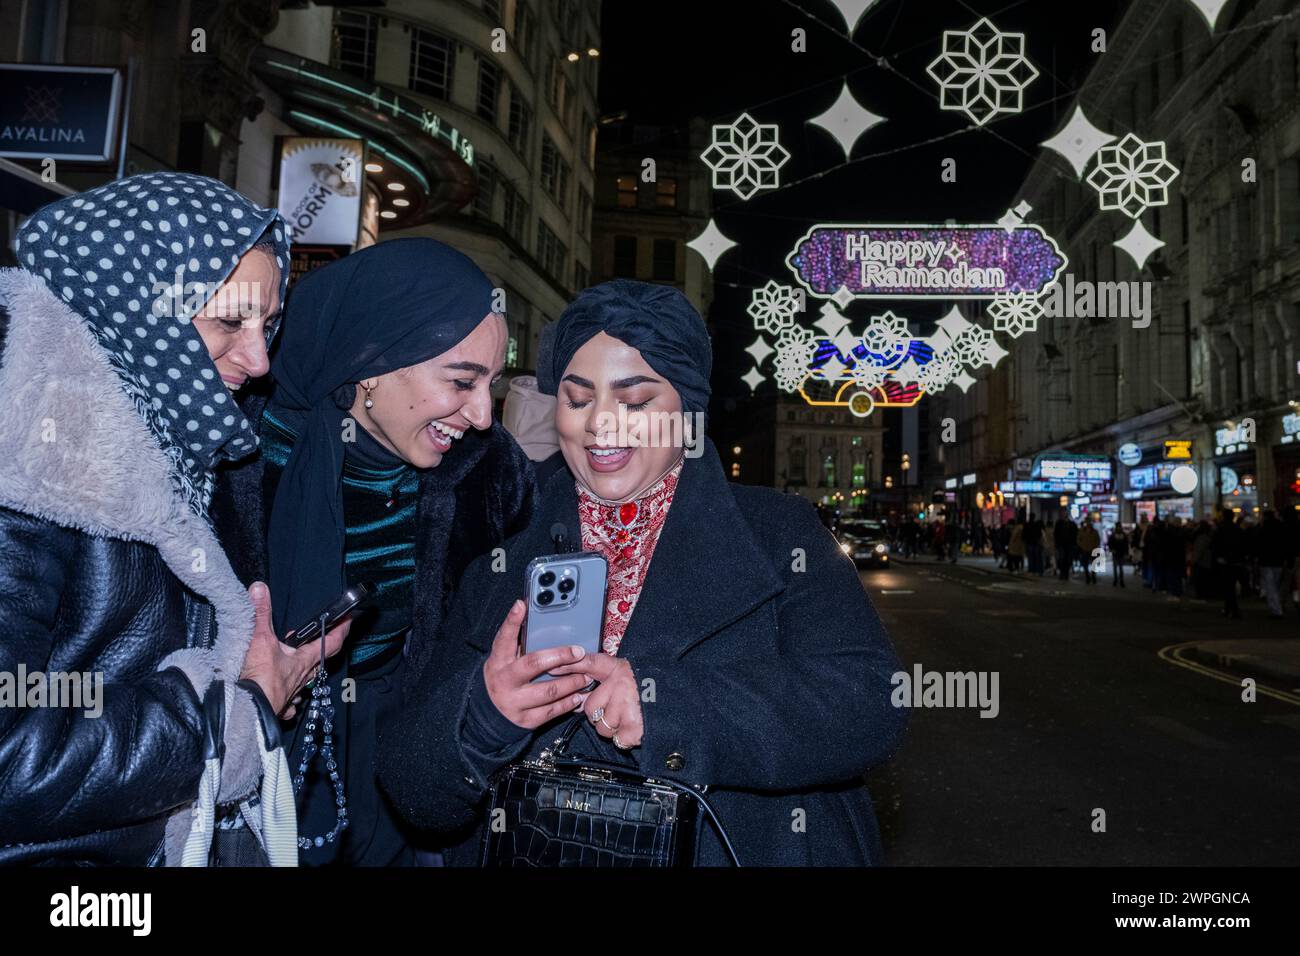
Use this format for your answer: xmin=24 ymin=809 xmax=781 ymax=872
xmin=597 ymin=0 xmax=1131 ymax=417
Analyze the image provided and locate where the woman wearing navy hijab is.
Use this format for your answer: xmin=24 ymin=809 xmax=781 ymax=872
xmin=212 ymin=237 xmax=536 ymax=865
xmin=379 ymin=280 xmax=908 ymax=866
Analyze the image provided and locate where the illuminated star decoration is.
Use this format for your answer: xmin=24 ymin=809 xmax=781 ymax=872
xmin=1113 ymin=219 xmax=1166 ymax=271
xmin=807 ymin=82 xmax=887 ymax=158
xmin=1085 ymin=133 xmax=1180 ymax=220
xmin=686 ymin=218 xmax=737 ymax=271
xmin=748 ymin=280 xmax=802 ymax=335
xmin=926 ymin=17 xmax=1040 ymax=127
xmin=860 ymin=311 xmax=912 ymax=367
xmin=987 ymin=290 xmax=1045 ymax=338
xmin=827 ymin=0 xmax=883 ymax=33
xmin=1183 ymin=0 xmax=1231 ymax=31
xmin=927 ymin=305 xmax=1008 ymax=392
xmin=1040 ymin=105 xmax=1117 ymax=179
xmin=700 ymin=112 xmax=791 ymax=200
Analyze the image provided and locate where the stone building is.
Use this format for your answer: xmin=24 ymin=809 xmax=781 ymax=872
xmin=927 ymin=0 xmax=1300 ymax=530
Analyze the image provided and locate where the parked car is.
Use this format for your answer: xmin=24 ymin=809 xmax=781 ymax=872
xmin=837 ymin=519 xmax=891 ymax=568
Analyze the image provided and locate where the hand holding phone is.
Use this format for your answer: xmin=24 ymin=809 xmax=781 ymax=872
xmin=281 ymin=582 xmax=375 ymax=648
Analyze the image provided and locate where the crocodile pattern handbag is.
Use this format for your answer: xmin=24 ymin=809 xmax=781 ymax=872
xmin=481 ymin=717 xmax=740 ymax=867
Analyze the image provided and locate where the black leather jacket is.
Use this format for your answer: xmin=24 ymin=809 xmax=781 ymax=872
xmin=0 ymin=508 xmax=208 ymax=864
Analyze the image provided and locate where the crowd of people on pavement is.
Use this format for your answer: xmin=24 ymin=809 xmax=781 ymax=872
xmin=878 ymin=509 xmax=1293 ymax=621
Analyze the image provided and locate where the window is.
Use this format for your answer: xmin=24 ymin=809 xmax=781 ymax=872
xmin=788 ymin=445 xmax=806 ymax=484
xmin=586 ymin=117 xmax=598 ymax=169
xmin=822 ymin=452 xmax=836 ymax=488
xmin=613 ymin=236 xmax=637 ymax=277
xmin=507 ymin=85 xmax=532 ymax=155
xmin=655 ymin=178 xmax=677 ymax=209
xmin=502 ymin=182 xmax=528 ymax=245
xmin=514 ymin=3 xmax=536 ymax=64
xmin=536 ymin=220 xmax=567 ymax=280
xmin=473 ymin=159 xmax=496 ymax=220
xmin=652 ymin=238 xmax=676 ymax=281
xmin=852 ymin=462 xmax=866 ymax=488
xmin=549 ymin=56 xmax=569 ymax=120
xmin=409 ymin=28 xmax=455 ymax=100
xmin=477 ymin=61 xmax=501 ymax=125
xmin=540 ymin=135 xmax=570 ymax=206
xmin=576 ymin=187 xmax=591 ymax=239
xmin=332 ymin=11 xmax=377 ymax=81
xmin=616 ymin=175 xmax=637 ymax=208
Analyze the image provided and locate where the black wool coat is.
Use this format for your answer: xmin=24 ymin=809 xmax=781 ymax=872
xmin=377 ymin=439 xmax=908 ymax=866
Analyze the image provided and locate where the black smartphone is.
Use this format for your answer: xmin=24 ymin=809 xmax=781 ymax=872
xmin=281 ymin=581 xmax=375 ymax=648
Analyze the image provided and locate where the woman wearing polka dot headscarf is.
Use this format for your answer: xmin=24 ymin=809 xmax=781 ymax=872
xmin=0 ymin=172 xmax=348 ymax=866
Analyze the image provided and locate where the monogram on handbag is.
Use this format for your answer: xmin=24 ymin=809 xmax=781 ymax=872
xmin=481 ymin=716 xmax=740 ymax=867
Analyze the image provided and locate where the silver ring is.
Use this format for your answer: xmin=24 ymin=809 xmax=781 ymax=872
xmin=613 ymin=733 xmax=631 ymax=750
xmin=590 ymin=706 xmax=604 ymax=723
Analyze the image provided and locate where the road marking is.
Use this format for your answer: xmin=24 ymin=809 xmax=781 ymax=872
xmin=880 ymin=589 xmax=915 ymax=595
xmin=1157 ymin=642 xmax=1300 ymax=707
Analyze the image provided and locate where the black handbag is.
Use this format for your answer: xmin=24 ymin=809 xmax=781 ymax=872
xmin=481 ymin=716 xmax=741 ymax=867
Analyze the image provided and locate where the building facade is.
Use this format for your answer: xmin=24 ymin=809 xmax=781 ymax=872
xmin=927 ymin=0 xmax=1300 ymax=531
xmin=253 ymin=0 xmax=600 ymax=382
xmin=589 ymin=117 xmax=712 ymax=316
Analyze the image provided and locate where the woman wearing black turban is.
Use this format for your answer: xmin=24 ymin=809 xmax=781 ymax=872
xmin=378 ymin=279 xmax=908 ymax=866
xmin=212 ymin=238 xmax=536 ymax=865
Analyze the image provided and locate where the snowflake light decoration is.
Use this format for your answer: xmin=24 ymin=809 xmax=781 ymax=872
xmin=850 ymin=358 xmax=889 ymax=390
xmin=860 ymin=311 xmax=912 ymax=367
xmin=1084 ymin=133 xmax=1180 ymax=220
xmin=774 ymin=336 xmax=817 ymax=392
xmin=926 ymin=17 xmax=1039 ymax=127
xmin=987 ymin=289 xmax=1044 ymax=338
xmin=917 ymin=350 xmax=960 ymax=391
xmin=701 ymin=112 xmax=791 ymax=200
xmin=748 ymin=280 xmax=802 ymax=335
xmin=952 ymin=324 xmax=996 ymax=367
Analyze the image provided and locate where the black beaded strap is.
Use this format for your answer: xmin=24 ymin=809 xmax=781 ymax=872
xmin=291 ymin=611 xmax=348 ymax=851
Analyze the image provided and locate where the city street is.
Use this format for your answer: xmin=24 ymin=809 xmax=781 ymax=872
xmin=865 ymin=559 xmax=1300 ymax=865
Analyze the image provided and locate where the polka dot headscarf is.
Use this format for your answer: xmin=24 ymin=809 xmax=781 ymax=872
xmin=14 ymin=172 xmax=290 ymax=518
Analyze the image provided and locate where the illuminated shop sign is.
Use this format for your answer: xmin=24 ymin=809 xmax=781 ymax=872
xmin=1162 ymin=439 xmax=1193 ymax=460
xmin=962 ymin=473 xmax=976 ymax=486
xmin=1033 ymin=456 xmax=1112 ymax=484
xmin=785 ymin=223 xmax=1066 ymax=300
xmin=1128 ymin=463 xmax=1180 ymax=490
xmin=945 ymin=477 xmax=958 ymax=489
xmin=1117 ymin=442 xmax=1142 ymax=466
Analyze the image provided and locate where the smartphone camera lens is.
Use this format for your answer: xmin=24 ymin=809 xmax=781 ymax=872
xmin=557 ymin=578 xmax=575 ymax=594
xmin=538 ymin=570 xmax=556 ymax=588
xmin=537 ymin=589 xmax=554 ymax=606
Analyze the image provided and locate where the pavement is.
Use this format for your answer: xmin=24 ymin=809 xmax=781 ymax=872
xmin=894 ymin=552 xmax=1300 ymax=694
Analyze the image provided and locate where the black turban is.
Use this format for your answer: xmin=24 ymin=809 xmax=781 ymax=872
xmin=536 ymin=280 xmax=712 ymax=416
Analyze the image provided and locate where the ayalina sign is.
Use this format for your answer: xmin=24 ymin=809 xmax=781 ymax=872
xmin=786 ymin=223 xmax=1067 ymax=300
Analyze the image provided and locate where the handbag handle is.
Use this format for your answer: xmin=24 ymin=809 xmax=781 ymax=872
xmin=545 ymin=716 xmax=742 ymax=867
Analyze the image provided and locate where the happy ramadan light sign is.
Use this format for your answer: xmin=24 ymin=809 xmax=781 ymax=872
xmin=786 ymin=224 xmax=1067 ymax=300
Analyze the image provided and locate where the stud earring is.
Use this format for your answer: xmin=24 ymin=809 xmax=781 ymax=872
xmin=361 ymin=382 xmax=376 ymax=409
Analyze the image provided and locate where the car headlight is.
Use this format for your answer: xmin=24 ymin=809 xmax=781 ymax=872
xmin=840 ymin=542 xmax=852 ymax=554
xmin=874 ymin=543 xmax=886 ymax=554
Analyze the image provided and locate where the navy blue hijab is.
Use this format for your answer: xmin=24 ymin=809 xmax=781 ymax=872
xmin=536 ymin=279 xmax=712 ymax=417
xmin=265 ymin=238 xmax=496 ymax=634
